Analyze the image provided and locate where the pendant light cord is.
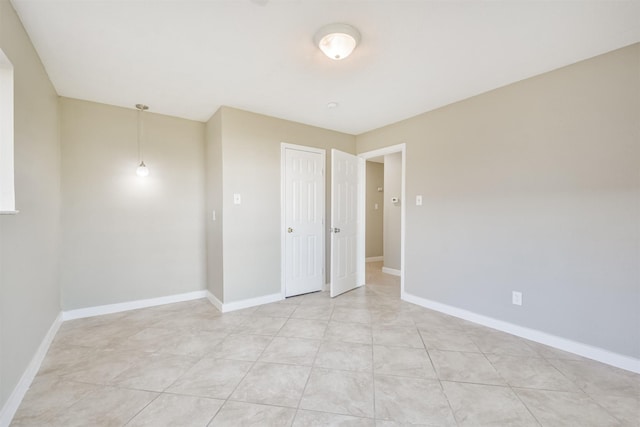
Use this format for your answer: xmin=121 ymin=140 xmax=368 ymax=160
xmin=137 ymin=107 xmax=143 ymax=164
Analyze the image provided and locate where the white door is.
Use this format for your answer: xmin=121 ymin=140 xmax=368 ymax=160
xmin=330 ymin=149 xmax=364 ymax=297
xmin=283 ymin=146 xmax=325 ymax=297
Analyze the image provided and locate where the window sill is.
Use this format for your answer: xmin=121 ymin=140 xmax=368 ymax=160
xmin=0 ymin=210 xmax=19 ymax=215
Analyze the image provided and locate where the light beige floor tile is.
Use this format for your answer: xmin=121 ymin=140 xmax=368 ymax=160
xmin=207 ymin=334 xmax=272 ymax=361
xmin=36 ymin=344 xmax=97 ymax=378
xmin=46 ymin=386 xmax=158 ymax=427
xmin=429 ymin=349 xmax=505 ymax=385
xmin=148 ymin=310 xmax=224 ymax=331
xmin=370 ymin=310 xmax=415 ymax=328
xmin=373 ymin=345 xmax=436 ymax=379
xmin=516 ymin=388 xmax=622 ymax=427
xmin=418 ymin=327 xmax=480 ymax=352
xmin=209 ymin=401 xmax=296 ymax=426
xmin=253 ymin=303 xmax=297 ymax=318
xmin=548 ymin=358 xmax=640 ymax=396
xmin=372 ymin=326 xmax=424 ymax=348
xmin=293 ymin=410 xmax=375 ymax=426
xmin=278 ymin=318 xmax=328 ymax=339
xmin=589 ymin=393 xmax=640 ymax=427
xmin=15 ymin=264 xmax=639 ymax=426
xmin=442 ymin=381 xmax=539 ymax=426
xmin=62 ymin=349 xmax=147 ymax=384
xmin=116 ymin=327 xmax=180 ymax=353
xmin=234 ymin=316 xmax=287 ymax=336
xmin=525 ymin=341 xmax=589 ymax=361
xmin=411 ymin=310 xmax=464 ymax=332
xmin=324 ymin=321 xmax=373 ymax=344
xmin=291 ymin=304 xmax=334 ymax=321
xmin=298 ymin=291 xmax=334 ymax=306
xmin=332 ymin=307 xmax=372 ymax=324
xmin=109 ymin=352 xmax=199 ymax=392
xmin=486 ymin=353 xmax=580 ymax=391
xmin=314 ymin=341 xmax=373 ymax=372
xmin=126 ymin=393 xmax=223 ymax=426
xmin=166 ymin=358 xmax=252 ymax=399
xmin=53 ymin=320 xmax=143 ymax=349
xmin=258 ymin=336 xmax=321 ymax=366
xmin=230 ymin=362 xmax=311 ymax=407
xmin=375 ymin=374 xmax=456 ymax=425
xmin=119 ymin=308 xmax=179 ymax=329
xmin=11 ymin=377 xmax=100 ymax=425
xmin=300 ymin=368 xmax=374 ymax=418
xmin=154 ymin=329 xmax=228 ymax=357
xmin=467 ymin=329 xmax=540 ymax=357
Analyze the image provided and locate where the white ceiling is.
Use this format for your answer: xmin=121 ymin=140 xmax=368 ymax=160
xmin=11 ymin=0 xmax=640 ymax=135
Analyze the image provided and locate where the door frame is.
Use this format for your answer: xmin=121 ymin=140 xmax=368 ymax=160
xmin=358 ymin=143 xmax=406 ymax=296
xmin=280 ymin=142 xmax=326 ymax=298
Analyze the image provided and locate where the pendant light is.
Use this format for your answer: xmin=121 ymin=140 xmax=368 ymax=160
xmin=135 ymin=104 xmax=149 ymax=177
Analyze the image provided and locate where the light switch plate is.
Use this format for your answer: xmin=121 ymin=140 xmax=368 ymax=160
xmin=416 ymin=195 xmax=423 ymax=206
xmin=233 ymin=193 xmax=241 ymax=205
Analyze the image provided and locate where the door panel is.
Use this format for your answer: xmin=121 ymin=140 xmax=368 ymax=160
xmin=284 ymin=147 xmax=324 ymax=297
xmin=330 ymin=149 xmax=364 ymax=297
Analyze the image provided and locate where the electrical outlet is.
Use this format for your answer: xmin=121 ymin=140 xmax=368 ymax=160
xmin=512 ymin=291 xmax=522 ymax=306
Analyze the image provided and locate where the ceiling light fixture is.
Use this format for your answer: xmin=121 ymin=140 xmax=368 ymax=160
xmin=135 ymin=103 xmax=149 ymax=177
xmin=314 ymin=23 xmax=360 ymax=60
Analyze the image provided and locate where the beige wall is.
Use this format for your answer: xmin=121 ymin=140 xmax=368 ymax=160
xmin=365 ymin=161 xmax=384 ymax=258
xmin=60 ymin=98 xmax=206 ymax=309
xmin=205 ymin=109 xmax=224 ymax=301
xmin=383 ymin=152 xmax=402 ymax=271
xmin=357 ymin=43 xmax=640 ymax=358
xmin=218 ymin=107 xmax=356 ymax=303
xmin=0 ymin=0 xmax=61 ymax=408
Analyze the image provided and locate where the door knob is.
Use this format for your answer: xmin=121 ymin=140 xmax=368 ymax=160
xmin=332 ymin=227 xmax=341 ymax=233
xmin=287 ymin=227 xmax=293 ymax=233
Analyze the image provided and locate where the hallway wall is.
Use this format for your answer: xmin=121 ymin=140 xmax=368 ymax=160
xmin=365 ymin=161 xmax=384 ymax=259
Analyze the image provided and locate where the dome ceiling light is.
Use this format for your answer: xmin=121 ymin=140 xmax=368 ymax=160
xmin=314 ymin=23 xmax=361 ymax=60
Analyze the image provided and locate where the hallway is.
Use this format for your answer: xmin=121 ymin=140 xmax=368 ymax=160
xmin=11 ymin=263 xmax=639 ymax=426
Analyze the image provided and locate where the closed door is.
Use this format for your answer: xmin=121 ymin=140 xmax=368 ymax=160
xmin=283 ymin=146 xmax=325 ymax=297
xmin=330 ymin=149 xmax=364 ymax=297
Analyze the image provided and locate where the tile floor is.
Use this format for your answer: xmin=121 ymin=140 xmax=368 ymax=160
xmin=11 ymin=263 xmax=640 ymax=426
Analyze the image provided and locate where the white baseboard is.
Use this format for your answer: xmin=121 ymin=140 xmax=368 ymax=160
xmin=206 ymin=291 xmax=223 ymax=312
xmin=382 ymin=267 xmax=401 ymax=276
xmin=207 ymin=291 xmax=283 ymax=313
xmin=0 ymin=313 xmax=63 ymax=427
xmin=366 ymin=256 xmax=384 ymax=262
xmin=62 ymin=290 xmax=208 ymax=321
xmin=402 ymin=291 xmax=640 ymax=374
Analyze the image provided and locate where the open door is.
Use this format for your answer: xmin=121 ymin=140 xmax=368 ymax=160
xmin=330 ymin=149 xmax=364 ymax=297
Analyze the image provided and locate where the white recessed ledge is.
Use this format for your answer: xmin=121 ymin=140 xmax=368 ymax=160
xmin=0 ymin=210 xmax=19 ymax=215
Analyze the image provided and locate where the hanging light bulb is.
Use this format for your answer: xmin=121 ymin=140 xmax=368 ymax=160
xmin=135 ymin=103 xmax=149 ymax=177
xmin=136 ymin=161 xmax=149 ymax=177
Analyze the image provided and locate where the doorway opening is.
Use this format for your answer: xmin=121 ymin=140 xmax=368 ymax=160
xmin=359 ymin=144 xmax=406 ymax=296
